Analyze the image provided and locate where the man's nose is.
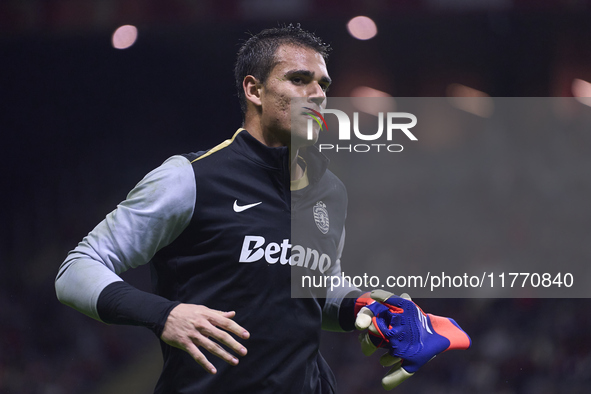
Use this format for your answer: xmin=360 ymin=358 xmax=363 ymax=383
xmin=308 ymin=82 xmax=326 ymax=107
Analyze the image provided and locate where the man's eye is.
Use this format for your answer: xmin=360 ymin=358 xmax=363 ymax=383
xmin=292 ymin=77 xmax=303 ymax=84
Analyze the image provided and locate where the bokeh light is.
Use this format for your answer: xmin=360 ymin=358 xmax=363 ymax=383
xmin=572 ymin=78 xmax=591 ymax=107
xmin=112 ymin=25 xmax=138 ymax=49
xmin=446 ymin=83 xmax=494 ymax=118
xmin=347 ymin=16 xmax=378 ymax=40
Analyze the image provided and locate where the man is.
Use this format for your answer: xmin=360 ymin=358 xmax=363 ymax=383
xmin=56 ymin=25 xmax=469 ymax=393
xmin=56 ymin=25 xmax=358 ymax=393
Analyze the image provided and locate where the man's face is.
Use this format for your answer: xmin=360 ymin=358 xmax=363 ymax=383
xmin=258 ymin=44 xmax=331 ymax=147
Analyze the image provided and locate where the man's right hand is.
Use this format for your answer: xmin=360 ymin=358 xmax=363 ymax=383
xmin=355 ymin=290 xmax=470 ymax=390
xmin=161 ymin=304 xmax=250 ymax=374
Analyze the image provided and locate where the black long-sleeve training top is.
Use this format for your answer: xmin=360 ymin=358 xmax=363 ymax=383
xmin=56 ymin=128 xmax=360 ymax=393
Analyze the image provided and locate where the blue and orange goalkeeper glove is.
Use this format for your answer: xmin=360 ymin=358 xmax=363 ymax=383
xmin=354 ymin=290 xmax=471 ymax=390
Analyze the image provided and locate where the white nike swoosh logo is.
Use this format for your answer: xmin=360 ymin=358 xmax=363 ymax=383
xmin=233 ymin=200 xmax=262 ymax=212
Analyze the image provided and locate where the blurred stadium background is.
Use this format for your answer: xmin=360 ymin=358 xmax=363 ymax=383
xmin=2 ymin=0 xmax=591 ymax=393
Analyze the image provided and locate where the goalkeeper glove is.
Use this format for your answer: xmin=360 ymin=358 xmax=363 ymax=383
xmin=355 ymin=290 xmax=471 ymax=390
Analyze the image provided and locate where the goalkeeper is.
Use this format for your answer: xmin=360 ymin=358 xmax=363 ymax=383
xmin=55 ymin=24 xmax=469 ymax=393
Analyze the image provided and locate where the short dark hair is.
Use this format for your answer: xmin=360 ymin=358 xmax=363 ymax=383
xmin=234 ymin=24 xmax=331 ymax=114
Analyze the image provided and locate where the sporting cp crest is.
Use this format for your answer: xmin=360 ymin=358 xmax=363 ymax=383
xmin=313 ymin=201 xmax=330 ymax=234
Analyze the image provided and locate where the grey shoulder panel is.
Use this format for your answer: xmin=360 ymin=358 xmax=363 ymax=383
xmin=55 ymin=155 xmax=196 ymax=320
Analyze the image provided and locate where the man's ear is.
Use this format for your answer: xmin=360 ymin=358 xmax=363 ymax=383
xmin=243 ymin=75 xmax=262 ymax=107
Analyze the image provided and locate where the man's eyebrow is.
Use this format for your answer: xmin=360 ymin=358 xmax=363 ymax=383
xmin=285 ymin=69 xmax=332 ymax=85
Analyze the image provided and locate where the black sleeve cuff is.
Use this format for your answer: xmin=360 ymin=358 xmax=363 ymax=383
xmin=97 ymin=281 xmax=181 ymax=338
xmin=338 ymin=290 xmax=364 ymax=331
